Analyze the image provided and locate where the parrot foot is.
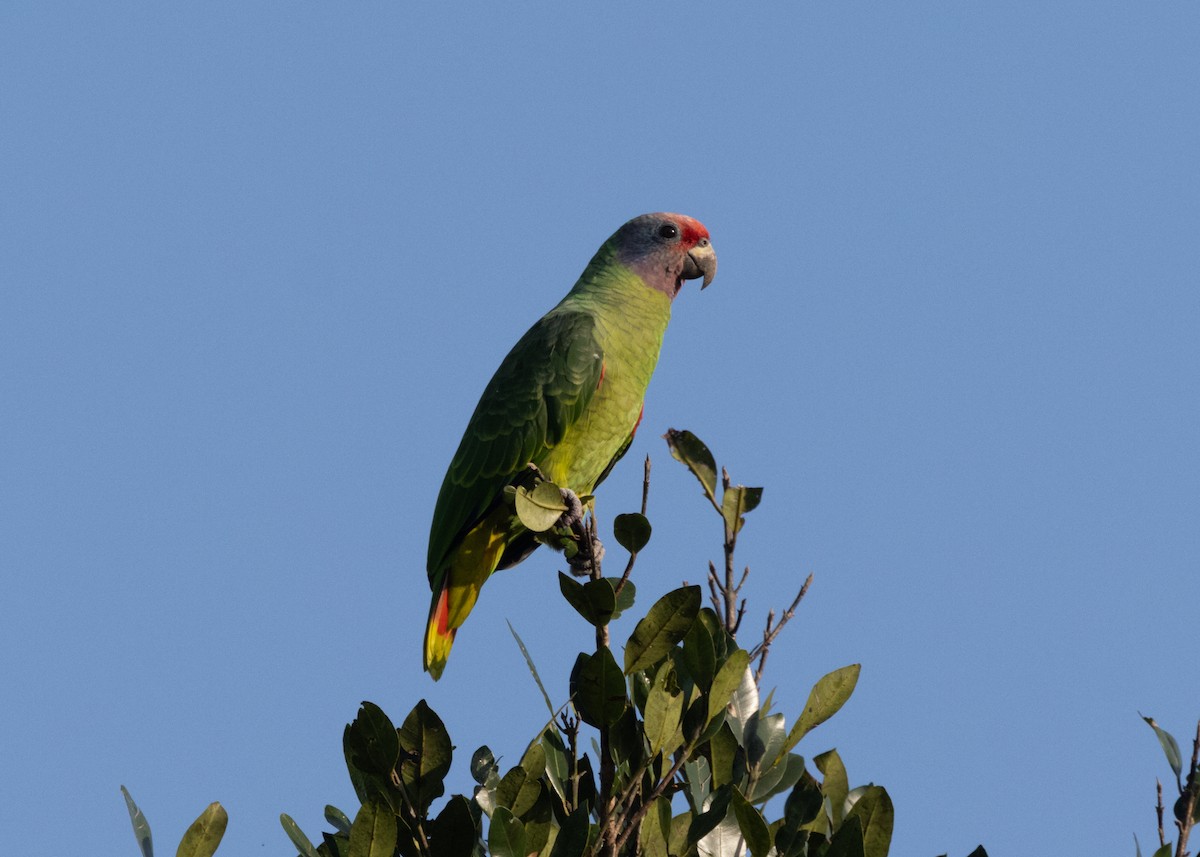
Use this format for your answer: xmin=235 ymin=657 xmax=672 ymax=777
xmin=566 ymin=536 xmax=605 ymax=577
xmin=559 ymin=488 xmax=605 ymax=577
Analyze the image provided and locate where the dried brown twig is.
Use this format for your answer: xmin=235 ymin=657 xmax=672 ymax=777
xmin=750 ymin=574 xmax=813 ymax=685
xmin=1159 ymin=779 xmax=1168 ymax=850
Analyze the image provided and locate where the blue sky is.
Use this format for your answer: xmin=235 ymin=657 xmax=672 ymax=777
xmin=2 ymin=3 xmax=1197 ymax=855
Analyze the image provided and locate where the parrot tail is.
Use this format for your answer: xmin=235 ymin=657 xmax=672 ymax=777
xmin=422 ymin=510 xmax=509 ymax=680
xmin=423 ymin=583 xmax=455 ymax=681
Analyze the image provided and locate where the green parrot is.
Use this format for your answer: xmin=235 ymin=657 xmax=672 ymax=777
xmin=424 ymin=212 xmax=717 ymax=679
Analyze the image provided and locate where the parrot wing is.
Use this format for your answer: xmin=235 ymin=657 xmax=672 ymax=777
xmin=426 ymin=309 xmax=604 ymax=580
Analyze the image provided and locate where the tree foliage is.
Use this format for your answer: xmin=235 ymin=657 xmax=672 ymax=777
xmin=122 ymin=431 xmax=997 ymax=857
xmin=1137 ymin=716 xmax=1200 ymax=857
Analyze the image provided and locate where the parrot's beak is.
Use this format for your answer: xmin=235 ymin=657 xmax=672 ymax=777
xmin=683 ymin=240 xmax=717 ymax=289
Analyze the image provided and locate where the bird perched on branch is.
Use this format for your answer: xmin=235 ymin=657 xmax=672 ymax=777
xmin=424 ymin=212 xmax=717 ymax=679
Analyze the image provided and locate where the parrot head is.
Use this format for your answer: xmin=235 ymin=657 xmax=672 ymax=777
xmin=613 ymin=212 xmax=717 ymax=298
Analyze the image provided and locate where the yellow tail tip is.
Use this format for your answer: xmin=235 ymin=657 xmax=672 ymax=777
xmin=423 ymin=587 xmax=455 ymax=681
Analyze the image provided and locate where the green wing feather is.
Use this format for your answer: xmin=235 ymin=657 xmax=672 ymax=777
xmin=426 ymin=310 xmax=604 ymax=580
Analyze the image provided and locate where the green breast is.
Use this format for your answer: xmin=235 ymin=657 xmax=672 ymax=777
xmin=538 ymin=269 xmax=671 ymax=491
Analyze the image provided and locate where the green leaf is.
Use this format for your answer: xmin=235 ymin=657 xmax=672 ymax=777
xmin=319 ymin=830 xmax=351 ymax=857
xmin=120 ymin=785 xmax=154 ymax=857
xmin=681 ymin=616 xmax=717 ymax=692
xmin=844 ymin=786 xmax=893 ymax=857
xmin=709 ymin=722 xmax=740 ymax=789
xmin=815 ymin=750 xmax=849 ymax=828
xmin=324 ymin=806 xmax=352 ymax=836
xmin=398 ymin=700 xmax=453 ymax=814
xmin=281 ymin=813 xmax=319 ymax=857
xmin=721 ymin=485 xmax=763 ymax=534
xmin=697 ymin=811 xmax=744 ymax=857
xmin=474 ymin=783 xmax=496 ymax=818
xmin=613 ymin=513 xmax=652 ymax=553
xmin=730 ymin=787 xmax=772 ymax=857
xmin=687 ymin=784 xmax=733 ymax=844
xmin=487 ymin=807 xmax=527 ymax=857
xmin=638 ymin=796 xmax=672 ymax=857
xmin=609 ymin=705 xmax=646 ymax=771
xmin=571 ymin=648 xmax=628 ymax=728
xmin=558 ymin=573 xmax=618 ymax=627
xmin=664 ymin=429 xmax=719 ymax=506
xmin=612 ymin=578 xmax=636 ymax=620
xmin=574 ymin=753 xmax=598 ymax=814
xmin=470 ymin=745 xmax=498 ymax=787
xmin=495 ymin=764 xmax=542 ymax=818
xmin=745 ymin=747 xmax=786 ymax=801
xmin=347 ymin=803 xmax=397 ymax=857
xmin=507 ymin=621 xmax=556 ymax=718
xmin=698 ymin=608 xmax=730 ymax=662
xmin=746 ymin=710 xmax=787 ymax=771
xmin=540 ymin=729 xmax=571 ymax=805
xmin=342 ymin=729 xmax=373 ymax=807
xmin=630 ymin=667 xmax=652 ymax=714
xmin=624 ymin=585 xmax=702 ymax=674
xmin=519 ymin=741 xmax=546 ymax=779
xmin=430 ymin=796 xmax=477 ymax=857
xmin=549 ymin=806 xmax=591 ymax=857
xmin=345 ymin=702 xmax=400 ymax=776
xmin=520 ymin=782 xmax=552 ymax=849
xmin=825 ymin=816 xmax=865 ymax=857
xmin=785 ymin=771 xmax=824 ymax=827
xmin=521 ymin=787 xmax=554 ymax=853
xmin=683 ymin=755 xmax=713 ymax=812
xmin=749 ymin=752 xmax=807 ymax=803
xmin=644 ymin=661 xmax=685 ymax=757
xmin=777 ymin=773 xmax=823 ymax=856
xmin=726 ymin=662 xmax=760 ymax=741
xmin=783 ymin=665 xmax=861 ymax=755
xmin=175 ymin=802 xmax=227 ymax=857
xmin=682 ymin=696 xmax=711 ymax=746
xmin=1151 ymin=845 xmax=1173 ymax=857
xmin=514 ymin=482 xmax=567 ymax=532
xmin=709 ymin=649 xmax=751 ymax=727
xmin=1141 ymin=714 xmax=1184 ymax=782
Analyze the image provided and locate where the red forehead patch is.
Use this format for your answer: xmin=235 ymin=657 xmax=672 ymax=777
xmin=671 ymin=214 xmax=709 ymax=245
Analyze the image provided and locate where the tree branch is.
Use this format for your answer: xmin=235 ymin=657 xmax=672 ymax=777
xmin=1175 ymin=720 xmax=1200 ymax=857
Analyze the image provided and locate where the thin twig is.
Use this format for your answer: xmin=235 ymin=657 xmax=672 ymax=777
xmin=615 ymin=550 xmax=638 ymax=597
xmin=389 ymin=766 xmax=432 ymax=856
xmin=1159 ymin=779 xmax=1167 ymax=849
xmin=560 ymin=713 xmax=580 ymax=812
xmin=612 ymin=750 xmax=693 ymax=854
xmin=732 ymin=599 xmax=746 ymax=636
xmin=607 ymin=752 xmax=658 ymax=843
xmin=750 ymin=574 xmax=813 ymax=684
xmin=720 ymin=470 xmax=740 ymax=635
xmin=641 ymin=455 xmax=651 ymax=516
xmin=707 ymin=566 xmax=722 ymax=615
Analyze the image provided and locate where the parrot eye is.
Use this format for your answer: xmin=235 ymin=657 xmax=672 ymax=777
xmin=656 ymin=223 xmax=680 ymax=241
